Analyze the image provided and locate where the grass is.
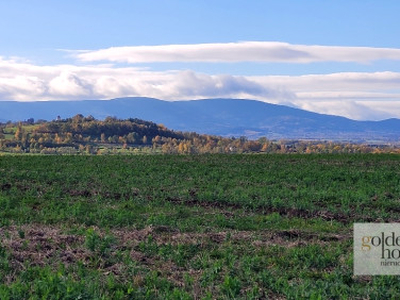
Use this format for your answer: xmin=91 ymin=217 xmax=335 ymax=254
xmin=0 ymin=154 xmax=400 ymax=298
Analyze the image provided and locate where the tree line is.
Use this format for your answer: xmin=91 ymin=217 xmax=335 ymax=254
xmin=0 ymin=115 xmax=399 ymax=154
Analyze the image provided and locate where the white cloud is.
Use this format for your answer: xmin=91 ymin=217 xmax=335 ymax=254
xmin=48 ymin=71 xmax=92 ymax=97
xmin=75 ymin=41 xmax=400 ymax=64
xmin=250 ymin=72 xmax=400 ymax=120
xmin=0 ymin=57 xmax=400 ymax=120
xmin=0 ymin=76 xmax=47 ymax=100
xmin=161 ymin=70 xmax=293 ymax=99
xmin=0 ymin=58 xmax=289 ymax=101
xmin=298 ymin=101 xmax=394 ymax=120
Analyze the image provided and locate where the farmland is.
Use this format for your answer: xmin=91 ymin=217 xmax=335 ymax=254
xmin=1 ymin=154 xmax=400 ymax=299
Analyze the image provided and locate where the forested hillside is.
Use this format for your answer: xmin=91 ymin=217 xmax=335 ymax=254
xmin=1 ymin=98 xmax=400 ymax=141
xmin=0 ymin=115 xmax=399 ymax=154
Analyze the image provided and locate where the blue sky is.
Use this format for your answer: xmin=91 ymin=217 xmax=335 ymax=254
xmin=0 ymin=1 xmax=400 ymax=120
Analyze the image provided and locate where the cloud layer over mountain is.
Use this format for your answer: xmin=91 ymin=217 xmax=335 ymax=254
xmin=1 ymin=41 xmax=400 ymax=121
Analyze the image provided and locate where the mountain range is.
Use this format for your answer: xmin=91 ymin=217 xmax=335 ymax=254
xmin=1 ymin=97 xmax=399 ymax=141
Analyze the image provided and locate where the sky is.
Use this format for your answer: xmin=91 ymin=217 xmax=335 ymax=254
xmin=0 ymin=0 xmax=400 ymax=120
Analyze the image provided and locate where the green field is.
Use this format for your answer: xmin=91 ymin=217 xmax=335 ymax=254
xmin=1 ymin=154 xmax=400 ymax=299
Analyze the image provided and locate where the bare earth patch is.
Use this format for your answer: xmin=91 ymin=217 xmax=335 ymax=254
xmin=0 ymin=223 xmax=349 ymax=298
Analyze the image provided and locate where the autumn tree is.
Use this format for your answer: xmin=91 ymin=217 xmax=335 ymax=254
xmin=14 ymin=123 xmax=24 ymax=141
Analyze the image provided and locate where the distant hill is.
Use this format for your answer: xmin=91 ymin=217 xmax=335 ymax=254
xmin=0 ymin=97 xmax=399 ymax=141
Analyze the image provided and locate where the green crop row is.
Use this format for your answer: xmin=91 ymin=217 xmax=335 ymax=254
xmin=0 ymin=154 xmax=400 ymax=299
